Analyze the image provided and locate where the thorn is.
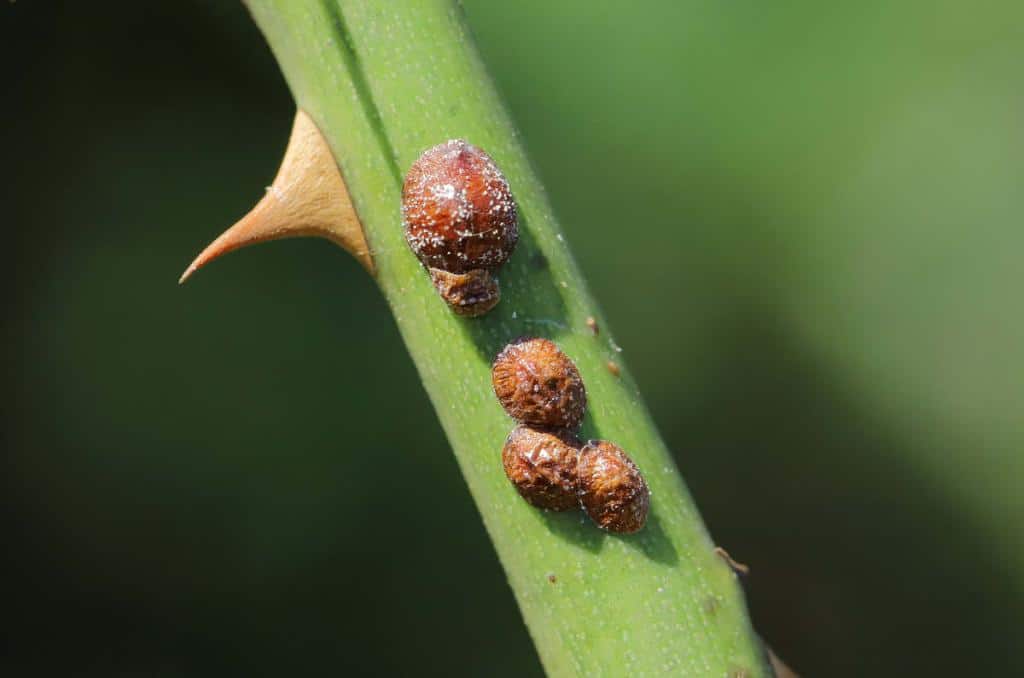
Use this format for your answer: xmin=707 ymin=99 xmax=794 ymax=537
xmin=714 ymin=546 xmax=750 ymax=577
xmin=179 ymin=110 xmax=374 ymax=284
xmin=767 ymin=648 xmax=800 ymax=678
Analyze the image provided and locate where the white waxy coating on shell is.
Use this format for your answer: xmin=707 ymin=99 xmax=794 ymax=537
xmin=402 ymin=139 xmax=519 ymax=273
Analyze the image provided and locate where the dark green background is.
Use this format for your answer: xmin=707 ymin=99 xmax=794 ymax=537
xmin=5 ymin=1 xmax=1022 ymax=675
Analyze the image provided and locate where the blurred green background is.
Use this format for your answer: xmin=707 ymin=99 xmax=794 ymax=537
xmin=4 ymin=1 xmax=1022 ymax=675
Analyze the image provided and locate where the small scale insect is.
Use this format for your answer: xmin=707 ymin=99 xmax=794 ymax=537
xmin=402 ymin=139 xmax=518 ymax=316
xmin=577 ymin=440 xmax=650 ymax=534
xmin=502 ymin=425 xmax=581 ymax=511
xmin=428 ymin=268 xmax=499 ymax=317
xmin=492 ymin=337 xmax=587 ymax=429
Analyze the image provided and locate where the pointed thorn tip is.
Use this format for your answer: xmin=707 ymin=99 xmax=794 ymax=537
xmin=178 ymin=265 xmax=196 ymax=285
xmin=176 ymin=110 xmax=374 ymax=286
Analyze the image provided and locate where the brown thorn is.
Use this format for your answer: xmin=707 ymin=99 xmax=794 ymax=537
xmin=714 ymin=546 xmax=751 ymax=577
xmin=179 ymin=110 xmax=374 ymax=284
xmin=768 ymin=648 xmax=800 ymax=678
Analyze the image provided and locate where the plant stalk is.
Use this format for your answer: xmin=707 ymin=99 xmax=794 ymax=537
xmin=243 ymin=1 xmax=771 ymax=675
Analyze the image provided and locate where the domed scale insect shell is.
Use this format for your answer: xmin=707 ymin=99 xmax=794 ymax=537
xmin=577 ymin=440 xmax=650 ymax=534
xmin=402 ymin=139 xmax=519 ymax=274
xmin=491 ymin=338 xmax=587 ymax=430
xmin=427 ymin=267 xmax=500 ymax=317
xmin=502 ymin=425 xmax=582 ymax=511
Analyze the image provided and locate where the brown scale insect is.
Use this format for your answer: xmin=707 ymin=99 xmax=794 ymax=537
xmin=402 ymin=140 xmax=518 ymax=316
xmin=502 ymin=425 xmax=582 ymax=511
xmin=428 ymin=268 xmax=500 ymax=317
xmin=492 ymin=337 xmax=587 ymax=429
xmin=402 ymin=139 xmax=517 ymax=272
xmin=577 ymin=440 xmax=650 ymax=534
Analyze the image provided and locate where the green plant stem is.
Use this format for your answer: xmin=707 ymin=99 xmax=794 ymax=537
xmin=244 ymin=1 xmax=770 ymax=675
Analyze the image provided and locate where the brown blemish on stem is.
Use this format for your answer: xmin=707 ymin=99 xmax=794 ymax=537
xmin=607 ymin=361 xmax=620 ymax=377
xmin=179 ymin=110 xmax=374 ymax=283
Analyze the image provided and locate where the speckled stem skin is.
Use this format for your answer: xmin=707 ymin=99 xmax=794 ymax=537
xmin=244 ymin=2 xmax=771 ymax=676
